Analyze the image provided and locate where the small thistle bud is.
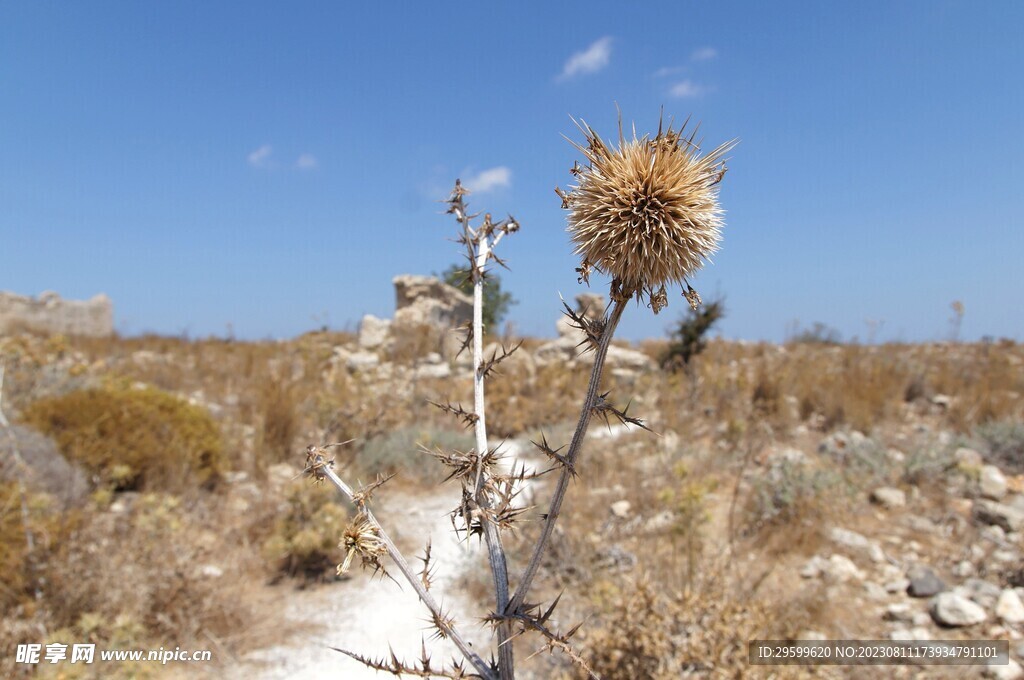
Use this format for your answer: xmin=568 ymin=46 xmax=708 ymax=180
xmin=564 ymin=115 xmax=735 ymax=309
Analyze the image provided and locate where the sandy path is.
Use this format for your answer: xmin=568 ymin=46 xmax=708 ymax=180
xmin=235 ymin=438 xmax=540 ymax=679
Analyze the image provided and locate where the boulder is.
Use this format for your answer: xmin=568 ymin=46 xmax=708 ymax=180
xmin=973 ymin=499 xmax=1024 ymax=532
xmin=930 ymin=592 xmax=986 ymax=627
xmin=346 ymin=350 xmax=380 ymax=371
xmin=996 ymin=589 xmax=1024 ymax=624
xmin=823 ymin=554 xmax=864 ymax=583
xmin=870 ymin=487 xmax=907 ymax=509
xmin=0 ymin=425 xmax=89 ymax=505
xmin=392 ymin=275 xmax=472 ymax=360
xmin=906 ymin=564 xmax=945 ymax=598
xmin=829 ymin=526 xmax=885 ymax=563
xmin=392 ymin=275 xmax=472 ymax=329
xmin=606 ymin=345 xmax=656 ymax=372
xmin=983 ymin=659 xmax=1023 ymax=680
xmin=358 ymin=314 xmax=391 ymax=350
xmin=483 ymin=341 xmax=536 ymax=383
xmin=980 ymin=464 xmax=1008 ymax=500
xmin=610 ymin=500 xmax=632 ymax=518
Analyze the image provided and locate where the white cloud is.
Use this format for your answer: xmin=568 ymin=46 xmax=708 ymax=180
xmin=691 ymin=46 xmax=718 ymax=61
xmin=669 ymin=80 xmax=705 ymax=98
xmin=247 ymin=144 xmax=273 ymax=168
xmin=462 ymin=166 xmax=512 ymax=194
xmin=295 ymin=153 xmax=318 ymax=170
xmin=653 ymin=65 xmax=686 ymax=78
xmin=558 ymin=37 xmax=613 ymax=81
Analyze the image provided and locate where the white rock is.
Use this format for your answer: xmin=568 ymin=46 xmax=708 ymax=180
xmin=823 ymin=554 xmax=864 ymax=583
xmin=870 ymin=487 xmax=907 ymax=508
xmin=974 ymin=499 xmax=1024 ymax=532
xmin=952 ymin=560 xmax=976 ymax=577
xmin=413 ymin=362 xmax=451 ymax=380
xmin=864 ymin=582 xmax=888 ymax=600
xmin=981 ymin=465 xmax=1009 ymax=500
xmin=886 ymin=447 xmax=906 ymax=463
xmin=885 ymin=579 xmax=911 ymax=594
xmin=610 ymin=500 xmax=632 ymax=519
xmin=883 ymin=603 xmax=914 ymax=622
xmin=911 ymin=612 xmax=932 ymax=627
xmin=889 ymin=627 xmax=931 ymax=641
xmin=984 ymin=659 xmax=1023 ymax=680
xmin=957 ymin=578 xmax=1003 ymax=609
xmin=199 ymin=564 xmax=224 ymax=578
xmin=829 ymin=527 xmax=885 ymax=563
xmin=800 ymin=556 xmax=826 ymax=579
xmin=346 ymin=350 xmax=380 ymax=371
xmin=643 ymin=511 xmax=675 ymax=532
xmin=358 ymin=314 xmax=392 ymax=350
xmin=930 ymin=592 xmax=987 ymax=627
xmin=997 ymin=589 xmax=1024 ymax=624
xmin=605 ymin=344 xmax=655 ymax=372
xmin=955 ymin=447 xmax=984 ymax=467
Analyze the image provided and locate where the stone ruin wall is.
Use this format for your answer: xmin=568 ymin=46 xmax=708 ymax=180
xmin=0 ymin=291 xmax=114 ymax=337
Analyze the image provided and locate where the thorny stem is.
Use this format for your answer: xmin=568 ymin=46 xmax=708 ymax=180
xmin=507 ymin=296 xmax=628 ymax=615
xmin=462 ymin=209 xmax=516 ymax=679
xmin=317 ymin=461 xmax=497 ymax=680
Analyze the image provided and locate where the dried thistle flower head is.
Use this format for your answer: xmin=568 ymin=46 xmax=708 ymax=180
xmin=563 ymin=115 xmax=735 ymax=309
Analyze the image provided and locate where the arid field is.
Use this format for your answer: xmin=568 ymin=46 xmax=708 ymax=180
xmin=2 ymin=326 xmax=1022 ymax=679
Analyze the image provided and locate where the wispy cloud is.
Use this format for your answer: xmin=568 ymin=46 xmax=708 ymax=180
xmin=462 ymin=166 xmax=512 ymax=194
xmin=653 ymin=65 xmax=687 ymax=78
xmin=295 ymin=153 xmax=318 ymax=170
xmin=669 ymin=80 xmax=706 ymax=98
xmin=558 ymin=37 xmax=613 ymax=81
xmin=691 ymin=46 xmax=718 ymax=62
xmin=247 ymin=144 xmax=273 ymax=168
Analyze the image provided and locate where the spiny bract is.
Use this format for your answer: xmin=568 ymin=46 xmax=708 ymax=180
xmin=564 ymin=116 xmax=735 ymax=310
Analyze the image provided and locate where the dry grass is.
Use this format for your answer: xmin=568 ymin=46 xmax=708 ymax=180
xmin=2 ymin=330 xmax=1021 ymax=678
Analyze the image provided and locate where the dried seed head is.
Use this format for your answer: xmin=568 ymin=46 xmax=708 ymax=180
xmin=338 ymin=512 xmax=386 ymax=575
xmin=564 ymin=115 xmax=735 ymax=308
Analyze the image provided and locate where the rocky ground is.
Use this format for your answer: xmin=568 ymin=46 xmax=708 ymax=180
xmin=1 ymin=289 xmax=1022 ymax=677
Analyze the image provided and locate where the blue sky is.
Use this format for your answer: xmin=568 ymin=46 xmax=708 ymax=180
xmin=2 ymin=1 xmax=1021 ymax=343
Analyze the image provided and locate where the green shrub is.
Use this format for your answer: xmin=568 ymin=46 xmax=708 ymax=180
xmin=660 ymin=298 xmax=724 ymax=371
xmin=748 ymin=460 xmax=840 ymax=528
xmin=439 ymin=263 xmax=516 ymax=332
xmin=21 ymin=386 xmax=224 ymax=492
xmin=355 ymin=425 xmax=475 ymax=484
xmin=976 ymin=420 xmax=1024 ymax=474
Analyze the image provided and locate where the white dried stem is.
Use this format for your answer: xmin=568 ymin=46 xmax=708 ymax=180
xmin=460 ymin=207 xmax=516 ymax=680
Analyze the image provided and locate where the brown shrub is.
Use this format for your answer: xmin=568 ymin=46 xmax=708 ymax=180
xmin=21 ymin=386 xmax=225 ymax=492
xmin=262 ymin=481 xmax=349 ymax=581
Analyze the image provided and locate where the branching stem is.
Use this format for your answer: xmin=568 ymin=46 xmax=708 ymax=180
xmin=461 ymin=207 xmax=516 ymax=680
xmin=507 ymin=296 xmax=628 ymax=615
xmin=317 ymin=461 xmax=497 ymax=680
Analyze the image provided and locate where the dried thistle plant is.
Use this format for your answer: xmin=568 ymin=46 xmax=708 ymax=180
xmin=562 ymin=115 xmax=735 ymax=312
xmin=299 ymin=113 xmax=733 ymax=680
xmin=508 ymin=113 xmax=734 ymax=635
